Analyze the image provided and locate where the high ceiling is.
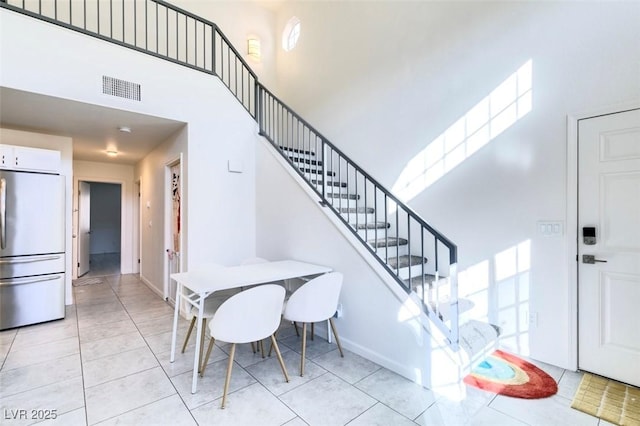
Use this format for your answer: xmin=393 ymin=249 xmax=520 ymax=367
xmin=0 ymin=87 xmax=186 ymax=165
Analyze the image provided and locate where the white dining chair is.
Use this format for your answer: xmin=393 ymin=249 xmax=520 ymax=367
xmin=180 ymin=263 xmax=240 ymax=372
xmin=240 ymin=257 xmax=273 ymax=356
xmin=282 ymin=272 xmax=345 ymax=376
xmin=199 ymin=284 xmax=290 ymax=408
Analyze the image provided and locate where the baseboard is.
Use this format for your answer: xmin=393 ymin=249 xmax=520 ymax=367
xmin=140 ymin=274 xmax=164 ymax=299
xmin=339 ymin=335 xmax=425 ymax=384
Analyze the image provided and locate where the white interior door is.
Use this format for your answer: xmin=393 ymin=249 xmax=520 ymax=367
xmin=78 ymin=181 xmax=91 ymax=277
xmin=578 ymin=108 xmax=640 ymax=387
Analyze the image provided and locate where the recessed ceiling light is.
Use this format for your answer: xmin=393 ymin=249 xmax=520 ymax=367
xmin=106 ymin=150 xmax=118 ymax=157
xmin=118 ymin=126 xmax=131 ymax=133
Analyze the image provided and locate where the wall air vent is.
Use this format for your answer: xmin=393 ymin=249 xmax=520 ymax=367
xmin=102 ymin=76 xmax=141 ymax=101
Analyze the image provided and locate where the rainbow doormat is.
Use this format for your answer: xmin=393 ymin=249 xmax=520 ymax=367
xmin=464 ymin=350 xmax=558 ymax=399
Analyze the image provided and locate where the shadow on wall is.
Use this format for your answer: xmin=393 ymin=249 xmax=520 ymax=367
xmin=392 ymin=60 xmax=533 ymax=204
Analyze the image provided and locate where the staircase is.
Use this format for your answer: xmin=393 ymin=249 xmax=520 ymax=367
xmin=283 ymin=144 xmax=436 ymax=300
xmin=1 ymin=0 xmax=500 ymax=359
xmin=279 ymin=143 xmax=500 ymax=362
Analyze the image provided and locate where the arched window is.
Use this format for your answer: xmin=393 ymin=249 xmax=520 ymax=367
xmin=282 ymin=17 xmax=301 ymax=52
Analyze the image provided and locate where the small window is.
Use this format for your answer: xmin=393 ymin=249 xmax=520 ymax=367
xmin=282 ymin=17 xmax=301 ymax=52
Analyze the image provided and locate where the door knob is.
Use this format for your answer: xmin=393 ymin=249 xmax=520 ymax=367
xmin=582 ymin=254 xmax=607 ymax=264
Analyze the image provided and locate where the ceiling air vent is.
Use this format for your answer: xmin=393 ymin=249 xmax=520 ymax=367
xmin=102 ymin=76 xmax=141 ymax=101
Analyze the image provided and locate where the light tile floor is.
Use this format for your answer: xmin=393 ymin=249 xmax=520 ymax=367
xmin=0 ymin=274 xmax=611 ymax=426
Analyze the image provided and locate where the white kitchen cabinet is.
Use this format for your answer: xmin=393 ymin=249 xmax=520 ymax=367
xmin=0 ymin=144 xmax=61 ymax=173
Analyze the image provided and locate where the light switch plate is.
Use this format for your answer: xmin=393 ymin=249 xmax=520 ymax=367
xmin=537 ymin=221 xmax=563 ymax=237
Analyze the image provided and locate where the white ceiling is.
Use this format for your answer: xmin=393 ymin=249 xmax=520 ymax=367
xmin=0 ymin=87 xmax=186 ymax=165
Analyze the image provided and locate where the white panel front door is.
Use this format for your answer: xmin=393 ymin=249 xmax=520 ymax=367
xmin=78 ymin=181 xmax=91 ymax=277
xmin=578 ymin=108 xmax=640 ymax=387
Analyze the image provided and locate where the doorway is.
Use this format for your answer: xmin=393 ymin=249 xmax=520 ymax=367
xmin=77 ymin=181 xmax=122 ymax=278
xmin=164 ymin=156 xmax=183 ymax=303
xmin=577 ymin=108 xmax=640 ymax=387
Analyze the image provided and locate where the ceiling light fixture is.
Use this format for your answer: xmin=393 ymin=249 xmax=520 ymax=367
xmin=118 ymin=126 xmax=131 ymax=133
xmin=106 ymin=150 xmax=118 ymax=157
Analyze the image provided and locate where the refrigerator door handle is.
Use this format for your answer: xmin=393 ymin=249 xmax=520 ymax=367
xmin=0 ymin=178 xmax=5 ymax=250
xmin=0 ymin=275 xmax=60 ymax=287
xmin=0 ymin=255 xmax=62 ymax=265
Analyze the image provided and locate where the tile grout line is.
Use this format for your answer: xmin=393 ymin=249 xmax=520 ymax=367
xmin=76 ymin=274 xmax=176 ymax=425
xmin=105 ymin=274 xmax=201 ymax=425
xmin=71 ymin=286 xmax=91 ymax=426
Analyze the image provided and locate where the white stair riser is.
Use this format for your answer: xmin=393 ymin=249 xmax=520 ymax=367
xmin=372 ymin=244 xmax=409 ymax=259
xmin=355 ymin=227 xmax=392 ymax=240
xmin=285 ymin=152 xmax=316 ymax=161
xmin=339 ymin=212 xmax=375 ymax=223
xmin=297 ymin=164 xmax=326 ymax=174
xmin=330 ymin=197 xmax=358 ymax=209
xmin=394 ymin=265 xmax=429 ymax=280
xmin=304 ymin=172 xmax=335 ymax=180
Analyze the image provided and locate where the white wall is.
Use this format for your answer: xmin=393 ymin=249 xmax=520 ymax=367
xmin=172 ymin=0 xmax=278 ymax=90
xmin=270 ymin=1 xmax=640 ymax=369
xmin=135 ymin=128 xmax=187 ymax=297
xmin=0 ymin=128 xmax=74 ymax=304
xmin=1 ymin=10 xmax=259 ymax=293
xmin=73 ymin=161 xmax=136 ymax=277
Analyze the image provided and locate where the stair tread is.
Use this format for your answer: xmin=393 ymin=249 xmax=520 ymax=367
xmin=350 ymin=221 xmax=389 ymax=230
xmin=339 ymin=207 xmax=375 ymax=214
xmin=312 ymin=179 xmax=347 ymax=188
xmin=388 ymin=254 xmax=428 ymax=269
xmin=404 ymin=274 xmax=444 ymax=289
xmin=279 ymin=146 xmax=315 ymax=156
xmin=459 ymin=320 xmax=501 ymax=357
xmin=289 ymin=156 xmax=322 ymax=166
xmin=368 ymin=237 xmax=408 ymax=248
xmin=327 ymin=192 xmax=359 ymax=200
xmin=301 ymin=168 xmax=335 ymax=176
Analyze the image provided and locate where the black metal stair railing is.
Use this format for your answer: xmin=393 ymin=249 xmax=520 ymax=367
xmin=0 ymin=0 xmax=459 ymax=348
xmin=257 ymin=84 xmax=459 ymax=347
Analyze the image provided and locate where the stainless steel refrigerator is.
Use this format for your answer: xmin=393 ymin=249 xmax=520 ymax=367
xmin=1 ymin=169 xmax=66 ymax=330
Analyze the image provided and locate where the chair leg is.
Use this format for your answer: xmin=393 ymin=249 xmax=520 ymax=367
xmin=259 ymin=339 xmax=265 ymax=358
xmin=329 ymin=318 xmax=344 ymax=357
xmin=181 ymin=317 xmax=196 ymax=353
xmin=270 ymin=334 xmax=289 ymax=383
xmin=198 ymin=318 xmax=207 ymax=373
xmin=221 ymin=343 xmax=236 ymax=409
xmin=311 ymin=322 xmax=315 ymax=340
xmin=250 ymin=341 xmax=256 ymax=353
xmin=267 ymin=330 xmax=277 ymax=357
xmin=200 ymin=337 xmax=216 ymax=377
xmin=300 ymin=322 xmax=307 ymax=376
xmin=293 ymin=321 xmax=299 ymax=336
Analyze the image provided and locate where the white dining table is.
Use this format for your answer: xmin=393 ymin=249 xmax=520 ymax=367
xmin=169 ymin=259 xmax=332 ymax=393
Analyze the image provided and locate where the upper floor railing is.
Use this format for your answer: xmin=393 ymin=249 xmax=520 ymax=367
xmin=1 ymin=0 xmax=257 ymax=116
xmin=0 ymin=0 xmax=459 ymax=348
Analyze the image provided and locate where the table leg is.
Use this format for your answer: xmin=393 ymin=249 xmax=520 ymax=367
xmin=170 ymin=282 xmax=182 ymax=363
xmin=191 ymin=293 xmax=205 ymax=394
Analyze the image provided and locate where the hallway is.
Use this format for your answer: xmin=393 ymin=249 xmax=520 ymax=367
xmin=81 ymin=253 xmax=121 ymax=279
